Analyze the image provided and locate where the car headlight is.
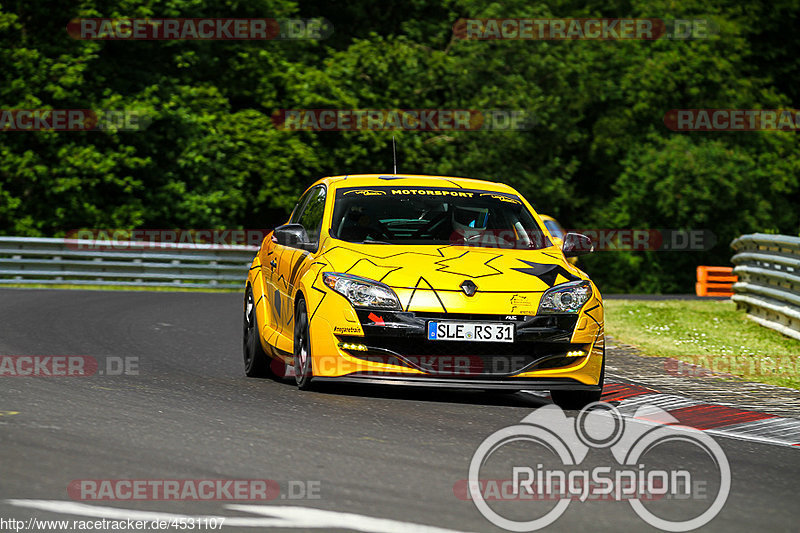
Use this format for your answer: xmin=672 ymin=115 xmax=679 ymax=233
xmin=538 ymin=280 xmax=592 ymax=314
xmin=322 ymin=272 xmax=401 ymax=310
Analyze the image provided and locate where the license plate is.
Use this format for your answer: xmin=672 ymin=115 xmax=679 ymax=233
xmin=426 ymin=321 xmax=514 ymax=343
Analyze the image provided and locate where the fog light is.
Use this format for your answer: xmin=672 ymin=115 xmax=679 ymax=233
xmin=565 ymin=350 xmax=585 ymax=357
xmin=338 ymin=342 xmax=368 ymax=352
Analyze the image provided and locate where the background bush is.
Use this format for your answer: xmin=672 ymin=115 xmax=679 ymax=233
xmin=1 ymin=0 xmax=798 ymax=292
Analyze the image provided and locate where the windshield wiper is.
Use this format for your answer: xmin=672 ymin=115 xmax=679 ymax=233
xmin=360 ymin=240 xmax=392 ymax=244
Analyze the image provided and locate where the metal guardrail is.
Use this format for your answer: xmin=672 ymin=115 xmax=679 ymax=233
xmin=0 ymin=237 xmax=257 ymax=289
xmin=730 ymin=233 xmax=800 ymax=341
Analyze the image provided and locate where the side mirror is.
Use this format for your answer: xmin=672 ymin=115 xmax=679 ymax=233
xmin=272 ymin=223 xmax=314 ymax=250
xmin=563 ymin=232 xmax=594 ymax=258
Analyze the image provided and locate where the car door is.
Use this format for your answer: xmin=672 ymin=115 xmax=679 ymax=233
xmin=273 ymin=185 xmax=327 ymax=347
xmin=258 ymin=187 xmax=313 ymax=351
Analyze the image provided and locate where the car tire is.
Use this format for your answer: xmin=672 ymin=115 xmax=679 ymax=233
xmin=550 ymin=348 xmax=605 ymax=410
xmin=293 ymin=298 xmax=314 ymax=390
xmin=243 ymin=286 xmax=271 ymax=377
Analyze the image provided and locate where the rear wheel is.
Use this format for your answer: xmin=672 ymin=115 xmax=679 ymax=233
xmin=293 ymin=298 xmax=314 ymax=390
xmin=550 ymin=348 xmax=604 ymax=410
xmin=243 ymin=286 xmax=271 ymax=377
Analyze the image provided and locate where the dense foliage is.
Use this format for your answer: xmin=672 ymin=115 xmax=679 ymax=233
xmin=1 ymin=0 xmax=798 ymax=292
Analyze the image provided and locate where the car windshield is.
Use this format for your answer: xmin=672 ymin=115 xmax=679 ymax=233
xmin=330 ymin=186 xmax=551 ymax=249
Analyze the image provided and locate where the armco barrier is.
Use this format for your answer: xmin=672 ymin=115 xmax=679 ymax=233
xmin=695 ymin=266 xmax=737 ymax=297
xmin=0 ymin=237 xmax=258 ymax=289
xmin=730 ymin=233 xmax=800 ymax=341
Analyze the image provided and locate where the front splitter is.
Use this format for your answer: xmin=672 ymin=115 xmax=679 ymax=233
xmin=312 ymin=374 xmax=600 ymax=391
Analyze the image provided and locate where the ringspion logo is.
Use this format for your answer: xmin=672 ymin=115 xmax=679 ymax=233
xmin=466 ymin=403 xmax=730 ymax=531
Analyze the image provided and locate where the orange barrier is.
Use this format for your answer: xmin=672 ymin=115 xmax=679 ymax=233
xmin=695 ymin=266 xmax=737 ymax=297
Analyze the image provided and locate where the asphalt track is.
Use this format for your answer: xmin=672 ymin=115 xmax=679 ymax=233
xmin=0 ymin=288 xmax=797 ymax=532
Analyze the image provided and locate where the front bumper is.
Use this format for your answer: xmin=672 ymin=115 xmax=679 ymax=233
xmin=342 ymin=310 xmax=584 ymax=375
xmin=309 ymin=307 xmax=604 ymax=389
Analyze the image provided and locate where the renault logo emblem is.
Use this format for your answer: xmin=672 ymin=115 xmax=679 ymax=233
xmin=460 ymin=280 xmax=477 ymax=296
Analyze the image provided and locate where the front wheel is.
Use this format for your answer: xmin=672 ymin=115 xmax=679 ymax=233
xmin=550 ymin=348 xmax=604 ymax=410
xmin=293 ymin=298 xmax=314 ymax=390
xmin=243 ymin=286 xmax=271 ymax=377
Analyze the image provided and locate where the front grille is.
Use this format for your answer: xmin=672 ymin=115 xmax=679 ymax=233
xmin=354 ymin=309 xmax=579 ymax=343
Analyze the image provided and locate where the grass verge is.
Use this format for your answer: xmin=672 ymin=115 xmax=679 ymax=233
xmin=604 ymin=299 xmax=800 ymax=390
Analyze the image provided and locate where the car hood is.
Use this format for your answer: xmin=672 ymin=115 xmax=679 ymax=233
xmin=316 ymin=241 xmax=586 ymax=293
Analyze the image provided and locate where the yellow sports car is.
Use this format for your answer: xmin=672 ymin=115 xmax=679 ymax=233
xmin=243 ymin=174 xmax=604 ymax=408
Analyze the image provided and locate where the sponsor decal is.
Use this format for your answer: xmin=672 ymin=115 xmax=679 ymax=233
xmin=510 ymin=294 xmax=532 ymax=314
xmin=390 ymin=188 xmax=474 ymax=197
xmin=333 ymin=325 xmax=361 ymax=334
xmin=343 ymin=190 xmax=387 ymax=196
xmin=336 ymin=186 xmax=525 ymax=201
xmin=479 ymin=193 xmax=521 ymax=204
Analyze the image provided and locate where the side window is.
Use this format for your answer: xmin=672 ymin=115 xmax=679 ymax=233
xmin=297 ymin=186 xmax=327 ymax=248
xmin=289 ymin=189 xmax=314 ymax=224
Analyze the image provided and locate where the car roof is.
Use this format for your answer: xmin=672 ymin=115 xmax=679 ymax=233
xmin=312 ymin=174 xmax=519 ymax=194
